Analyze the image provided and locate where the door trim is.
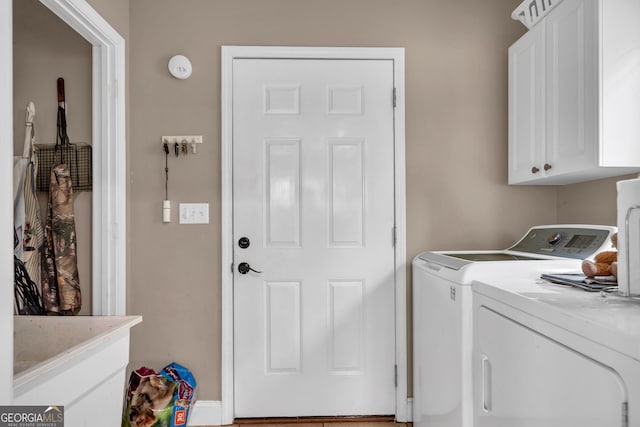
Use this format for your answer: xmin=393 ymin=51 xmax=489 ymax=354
xmin=2 ymin=0 xmax=125 ymax=401
xmin=221 ymin=46 xmax=407 ymax=424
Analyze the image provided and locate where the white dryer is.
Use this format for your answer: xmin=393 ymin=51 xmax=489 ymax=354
xmin=473 ymin=277 xmax=640 ymax=426
xmin=412 ymin=224 xmax=616 ymax=427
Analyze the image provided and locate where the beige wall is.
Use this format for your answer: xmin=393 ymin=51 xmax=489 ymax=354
xmin=127 ymin=0 xmax=558 ymax=400
xmin=13 ymin=0 xmax=625 ymax=404
xmin=557 ymin=175 xmax=635 ymax=225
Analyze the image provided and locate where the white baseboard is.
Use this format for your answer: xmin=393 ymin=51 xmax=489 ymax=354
xmin=406 ymin=397 xmax=413 ymax=422
xmin=188 ymin=400 xmax=223 ymax=426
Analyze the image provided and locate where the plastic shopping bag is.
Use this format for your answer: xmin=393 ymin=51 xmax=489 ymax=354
xmin=122 ymin=363 xmax=196 ymax=427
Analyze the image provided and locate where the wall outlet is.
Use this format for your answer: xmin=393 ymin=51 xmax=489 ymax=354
xmin=179 ymin=203 xmax=209 ymax=224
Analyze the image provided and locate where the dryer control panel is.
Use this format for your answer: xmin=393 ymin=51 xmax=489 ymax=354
xmin=509 ymin=225 xmax=616 ymax=259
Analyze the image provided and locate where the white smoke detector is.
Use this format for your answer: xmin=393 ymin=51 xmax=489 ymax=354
xmin=168 ymin=55 xmax=192 ymax=80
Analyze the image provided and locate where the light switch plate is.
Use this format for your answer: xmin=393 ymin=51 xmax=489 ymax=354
xmin=179 ymin=203 xmax=209 ymax=224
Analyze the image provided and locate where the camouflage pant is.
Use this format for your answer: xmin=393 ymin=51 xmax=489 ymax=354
xmin=41 ymin=164 xmax=81 ymax=315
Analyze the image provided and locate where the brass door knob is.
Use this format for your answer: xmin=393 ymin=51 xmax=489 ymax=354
xmin=531 ymin=166 xmax=540 ymax=174
xmin=544 ymin=163 xmax=552 ymax=171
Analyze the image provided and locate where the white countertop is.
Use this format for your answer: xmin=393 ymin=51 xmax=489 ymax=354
xmin=472 ymin=273 xmax=640 ymax=362
xmin=14 ymin=315 xmax=142 ymax=386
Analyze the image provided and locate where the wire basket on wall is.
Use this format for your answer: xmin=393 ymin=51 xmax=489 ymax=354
xmin=35 ymin=142 xmax=93 ymax=192
xmin=512 ymin=0 xmax=561 ymax=29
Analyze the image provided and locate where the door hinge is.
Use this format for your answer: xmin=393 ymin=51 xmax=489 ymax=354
xmin=392 ymin=87 xmax=397 ymax=108
xmin=622 ymin=402 xmax=628 ymax=427
xmin=394 ymin=364 xmax=398 ymax=387
xmin=392 ymin=226 xmax=397 ymax=247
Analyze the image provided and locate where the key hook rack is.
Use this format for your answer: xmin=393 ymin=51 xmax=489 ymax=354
xmin=161 ymin=135 xmax=203 ymax=155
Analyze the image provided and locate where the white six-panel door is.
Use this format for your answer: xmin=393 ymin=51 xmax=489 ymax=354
xmin=232 ymin=58 xmax=396 ymax=417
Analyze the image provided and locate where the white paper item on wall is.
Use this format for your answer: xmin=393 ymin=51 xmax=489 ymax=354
xmin=616 ymin=177 xmax=640 ymax=297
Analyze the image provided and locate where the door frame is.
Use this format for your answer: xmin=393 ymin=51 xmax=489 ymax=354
xmin=220 ymin=46 xmax=407 ymax=424
xmin=1 ymin=0 xmax=125 ymax=402
xmin=38 ymin=0 xmax=127 ymax=316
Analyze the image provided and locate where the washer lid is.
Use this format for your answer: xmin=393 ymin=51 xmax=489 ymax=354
xmin=418 ymin=251 xmax=550 ymax=270
xmin=444 ymin=252 xmax=549 ymax=262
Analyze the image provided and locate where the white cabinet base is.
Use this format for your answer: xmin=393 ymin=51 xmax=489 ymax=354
xmin=13 ymin=316 xmax=141 ymax=427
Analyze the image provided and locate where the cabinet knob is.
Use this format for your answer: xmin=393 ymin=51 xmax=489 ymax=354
xmin=544 ymin=163 xmax=552 ymax=171
xmin=531 ymin=166 xmax=540 ymax=174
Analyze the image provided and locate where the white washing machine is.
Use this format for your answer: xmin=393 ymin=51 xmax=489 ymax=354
xmin=473 ymin=277 xmax=640 ymax=426
xmin=412 ymin=224 xmax=617 ymax=427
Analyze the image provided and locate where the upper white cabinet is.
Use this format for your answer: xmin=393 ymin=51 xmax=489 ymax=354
xmin=509 ymin=18 xmax=546 ymax=184
xmin=509 ymin=0 xmax=640 ymax=185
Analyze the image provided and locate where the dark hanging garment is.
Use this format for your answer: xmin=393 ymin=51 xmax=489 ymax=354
xmin=42 ymin=164 xmax=81 ymax=315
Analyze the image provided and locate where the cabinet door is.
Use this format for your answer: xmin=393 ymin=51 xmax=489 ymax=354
xmin=545 ymin=0 xmax=598 ymax=176
xmin=508 ymin=23 xmax=545 ymax=184
xmin=475 ymin=307 xmax=627 ymax=427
